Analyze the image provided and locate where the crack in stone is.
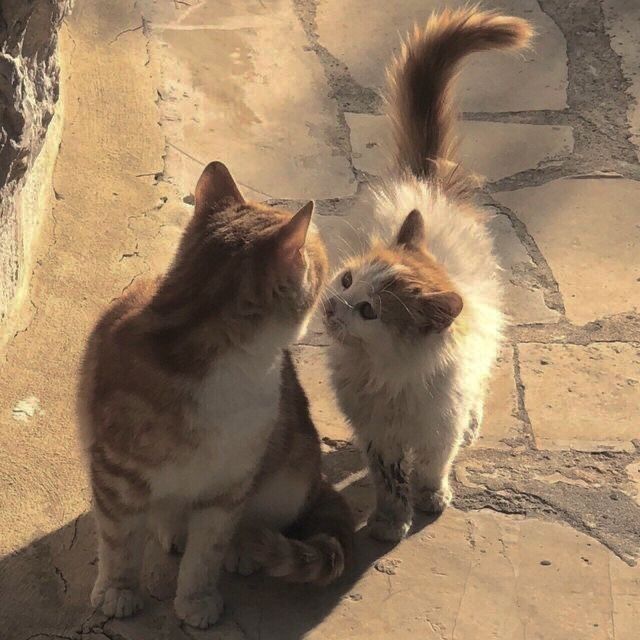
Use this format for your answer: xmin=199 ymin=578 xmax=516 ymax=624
xmin=510 ymin=312 xmax=640 ymax=345
xmin=453 ymin=445 xmax=640 ymax=566
xmin=487 ymin=197 xmax=566 ymax=316
xmin=292 ymin=0 xmax=382 ymax=187
xmin=109 ymin=22 xmax=144 ymax=46
xmin=54 ymin=566 xmax=68 ymax=594
xmin=512 ymin=344 xmax=536 ymax=447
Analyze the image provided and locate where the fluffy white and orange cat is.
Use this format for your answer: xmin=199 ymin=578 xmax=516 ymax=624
xmin=324 ymin=8 xmax=533 ymax=541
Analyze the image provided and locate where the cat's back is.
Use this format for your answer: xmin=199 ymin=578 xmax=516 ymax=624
xmin=375 ymin=180 xmax=501 ymax=312
xmin=76 ymin=277 xmax=162 ymax=450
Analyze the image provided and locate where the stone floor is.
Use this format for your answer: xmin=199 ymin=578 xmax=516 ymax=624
xmin=0 ymin=0 xmax=639 ymax=638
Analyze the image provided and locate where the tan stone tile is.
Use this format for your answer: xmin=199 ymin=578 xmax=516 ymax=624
xmin=458 ymin=122 xmax=573 ymax=182
xmin=225 ymin=510 xmax=635 ymax=640
xmin=478 ymin=345 xmax=525 ymax=448
xmin=290 ymin=345 xmax=352 ymax=442
xmin=152 ymin=1 xmax=355 ymax=201
xmin=495 ymin=178 xmax=640 ymax=326
xmin=345 ymin=113 xmax=573 ymax=183
xmin=345 ymin=113 xmax=392 ymax=176
xmin=0 ymin=0 xmax=166 ymax=556
xmin=519 ymin=343 xmax=640 ymax=452
xmin=489 ymin=214 xmax=560 ymax=325
xmin=603 ymin=0 xmax=640 ymax=161
xmin=317 ymin=0 xmax=567 ymax=111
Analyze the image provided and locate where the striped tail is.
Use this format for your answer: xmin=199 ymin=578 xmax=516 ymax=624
xmin=243 ymin=480 xmax=354 ymax=586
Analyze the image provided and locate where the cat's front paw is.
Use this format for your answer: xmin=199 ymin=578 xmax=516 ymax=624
xmin=414 ymin=485 xmax=452 ymax=514
xmin=91 ymin=581 xmax=144 ymax=618
xmin=367 ymin=511 xmax=411 ymax=543
xmin=174 ymin=591 xmax=224 ymax=629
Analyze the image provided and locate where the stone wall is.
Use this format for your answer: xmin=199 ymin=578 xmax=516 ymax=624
xmin=0 ymin=0 xmax=71 ymax=339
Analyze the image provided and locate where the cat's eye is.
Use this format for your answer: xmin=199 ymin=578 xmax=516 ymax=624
xmin=341 ymin=270 xmax=352 ymax=289
xmin=358 ymin=301 xmax=377 ymax=320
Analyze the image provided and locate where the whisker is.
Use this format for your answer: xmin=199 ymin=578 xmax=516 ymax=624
xmin=379 ymin=288 xmax=417 ymax=321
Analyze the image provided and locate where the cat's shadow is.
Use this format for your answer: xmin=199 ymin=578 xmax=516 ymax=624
xmin=0 ymin=445 xmax=440 ymax=640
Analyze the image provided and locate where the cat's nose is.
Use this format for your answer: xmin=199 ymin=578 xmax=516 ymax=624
xmin=325 ymin=297 xmax=337 ymax=317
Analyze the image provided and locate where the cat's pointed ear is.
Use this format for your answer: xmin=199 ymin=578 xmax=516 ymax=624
xmin=419 ymin=291 xmax=463 ymax=332
xmin=277 ymin=201 xmax=314 ymax=264
xmin=195 ymin=161 xmax=245 ymax=212
xmin=396 ymin=209 xmax=425 ymax=250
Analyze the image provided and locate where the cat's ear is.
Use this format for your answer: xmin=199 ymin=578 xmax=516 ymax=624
xmin=276 ymin=201 xmax=314 ymax=265
xmin=419 ymin=291 xmax=463 ymax=332
xmin=396 ymin=209 xmax=425 ymax=250
xmin=195 ymin=161 xmax=245 ymax=212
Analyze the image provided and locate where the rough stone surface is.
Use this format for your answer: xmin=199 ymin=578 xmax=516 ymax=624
xmin=291 ymin=345 xmax=352 ymax=442
xmin=477 ymin=346 xmax=524 ymax=448
xmin=488 ymin=213 xmax=561 ymax=325
xmin=317 ymin=0 xmax=568 ymax=111
xmin=603 ymin=0 xmax=640 ymax=161
xmin=1 ymin=0 xmax=639 ymax=638
xmin=346 ymin=113 xmax=574 ymax=183
xmin=495 ymin=177 xmax=640 ymax=326
xmin=0 ymin=0 xmax=71 ymax=342
xmin=145 ymin=0 xmax=356 ymax=201
xmin=519 ymin=343 xmax=640 ymax=452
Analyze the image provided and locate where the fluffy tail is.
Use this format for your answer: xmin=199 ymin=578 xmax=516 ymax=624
xmin=387 ymin=6 xmax=533 ymax=183
xmin=244 ymin=480 xmax=354 ymax=586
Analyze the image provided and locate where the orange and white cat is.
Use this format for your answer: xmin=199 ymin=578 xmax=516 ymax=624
xmin=324 ymin=8 xmax=533 ymax=541
xmin=78 ymin=162 xmax=353 ymax=628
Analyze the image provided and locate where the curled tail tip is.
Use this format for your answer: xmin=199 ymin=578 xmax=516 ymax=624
xmin=249 ymin=528 xmax=346 ymax=586
xmin=425 ymin=6 xmax=535 ymax=51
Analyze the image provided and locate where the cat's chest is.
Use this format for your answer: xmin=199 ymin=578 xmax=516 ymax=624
xmin=149 ymin=354 xmax=282 ymax=501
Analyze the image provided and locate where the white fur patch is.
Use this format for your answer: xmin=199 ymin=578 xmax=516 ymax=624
xmin=148 ymin=321 xmax=300 ymax=503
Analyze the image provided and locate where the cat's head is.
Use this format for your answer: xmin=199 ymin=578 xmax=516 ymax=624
xmin=324 ymin=209 xmax=463 ymax=348
xmin=153 ymin=162 xmax=327 ymax=341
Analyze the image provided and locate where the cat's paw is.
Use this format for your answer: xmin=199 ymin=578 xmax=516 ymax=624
xmin=174 ymin=591 xmax=224 ymax=629
xmin=414 ymin=485 xmax=452 ymax=514
xmin=91 ymin=582 xmax=144 ymax=618
xmin=367 ymin=511 xmax=411 ymax=543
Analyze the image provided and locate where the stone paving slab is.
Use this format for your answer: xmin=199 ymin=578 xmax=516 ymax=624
xmin=488 ymin=213 xmax=561 ymax=325
xmin=519 ymin=342 xmax=640 ymax=452
xmin=346 ymin=113 xmax=574 ymax=182
xmin=149 ymin=0 xmax=356 ymax=201
xmin=2 ymin=502 xmax=637 ymax=640
xmin=495 ymin=177 xmax=640 ymax=326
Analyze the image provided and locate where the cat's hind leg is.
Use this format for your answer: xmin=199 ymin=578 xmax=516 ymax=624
xmin=412 ymin=419 xmax=463 ymax=514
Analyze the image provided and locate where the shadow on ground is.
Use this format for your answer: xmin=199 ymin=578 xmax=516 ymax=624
xmin=0 ymin=446 xmax=440 ymax=640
